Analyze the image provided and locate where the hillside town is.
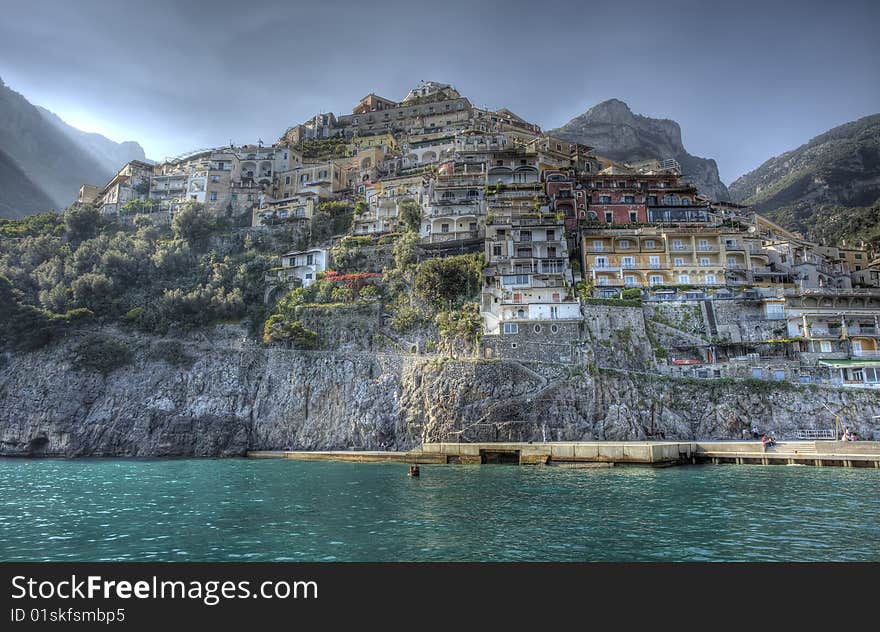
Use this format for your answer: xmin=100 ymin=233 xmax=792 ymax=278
xmin=77 ymin=81 xmax=880 ymax=390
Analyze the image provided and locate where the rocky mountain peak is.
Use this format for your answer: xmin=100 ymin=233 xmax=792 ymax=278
xmin=548 ymin=99 xmax=727 ymax=201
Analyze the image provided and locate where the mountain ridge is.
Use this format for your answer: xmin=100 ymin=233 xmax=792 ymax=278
xmin=728 ymin=113 xmax=880 ymax=246
xmin=548 ymin=99 xmax=729 ymax=201
xmin=0 ymin=77 xmax=146 ymax=219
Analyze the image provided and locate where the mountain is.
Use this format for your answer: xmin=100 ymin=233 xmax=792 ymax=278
xmin=37 ymin=106 xmax=146 ymax=174
xmin=0 ymin=77 xmax=146 ymax=219
xmin=0 ymin=146 xmax=57 ymax=218
xmin=548 ymin=99 xmax=729 ymax=201
xmin=729 ymin=114 xmax=880 ymax=246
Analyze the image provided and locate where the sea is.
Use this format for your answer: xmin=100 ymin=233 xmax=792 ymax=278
xmin=1 ymin=458 xmax=877 ymax=561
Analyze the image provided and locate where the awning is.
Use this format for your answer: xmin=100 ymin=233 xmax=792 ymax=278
xmin=818 ymin=359 xmax=880 ymax=368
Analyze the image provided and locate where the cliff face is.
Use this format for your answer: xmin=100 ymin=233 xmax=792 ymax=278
xmin=548 ymin=99 xmax=729 ymax=202
xmin=1 ymin=325 xmax=878 ymax=457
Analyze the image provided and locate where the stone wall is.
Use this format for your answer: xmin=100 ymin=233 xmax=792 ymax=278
xmin=2 ymin=324 xmax=879 ymax=457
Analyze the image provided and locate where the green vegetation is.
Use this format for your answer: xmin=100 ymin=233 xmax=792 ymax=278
xmin=413 ymin=253 xmax=483 ymax=311
xmin=72 ymin=334 xmax=133 ymax=375
xmin=399 ymin=198 xmax=422 ymax=233
xmin=582 ymin=298 xmax=642 ymax=307
xmin=0 ymin=202 xmax=273 ymax=345
xmin=299 ymin=138 xmax=349 ymax=160
xmin=310 ymin=201 xmax=354 ymax=246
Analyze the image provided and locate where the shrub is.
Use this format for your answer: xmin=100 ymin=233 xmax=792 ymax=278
xmin=73 ymin=335 xmax=133 ymax=375
xmin=262 ymin=316 xmax=318 ymax=348
xmin=148 ymin=340 xmax=195 ymax=367
xmin=414 ymin=254 xmax=482 ymax=310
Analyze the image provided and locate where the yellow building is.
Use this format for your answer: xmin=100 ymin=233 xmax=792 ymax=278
xmin=580 ymin=226 xmax=775 ymax=289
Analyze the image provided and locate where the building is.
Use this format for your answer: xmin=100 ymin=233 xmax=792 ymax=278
xmin=480 ymin=178 xmax=582 ymax=360
xmin=252 ymin=194 xmax=316 ymax=227
xmin=274 ymin=247 xmax=329 ymax=288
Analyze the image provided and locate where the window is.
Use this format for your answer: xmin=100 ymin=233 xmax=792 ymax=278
xmin=765 ymin=303 xmax=784 ymax=317
xmin=617 ymin=181 xmax=626 ymax=188
xmin=592 ymin=240 xmax=604 ymax=251
xmin=647 ymin=195 xmax=657 ymax=205
xmin=503 ymin=323 xmax=519 ymax=334
xmin=678 ymin=274 xmax=690 ymax=284
xmin=698 ymin=239 xmax=710 ymax=250
xmin=856 ymin=253 xmax=864 ymax=259
xmin=550 ymin=324 xmax=559 ymax=333
xmin=605 ymin=211 xmax=613 ymax=223
xmin=674 ymin=257 xmax=685 ymax=266
xmin=705 ymin=274 xmax=717 ymax=284
xmin=629 ymin=211 xmax=638 ymax=223
xmin=600 ymin=195 xmax=611 ymax=204
xmin=493 ymin=245 xmax=502 ymax=256
xmin=546 ymin=230 xmax=555 ymax=241
xmin=211 ymin=175 xmax=220 ymax=183
xmin=521 ymin=231 xmax=532 ymax=242
xmin=820 ymin=341 xmax=832 ymax=353
xmin=650 ymin=275 xmax=663 ymax=286
xmin=595 ymin=256 xmax=608 ymax=268
xmin=534 ymin=324 xmax=542 ymax=333
xmin=644 ymin=239 xmax=656 ymax=249
xmin=673 ymin=239 xmax=685 ymax=250
xmin=597 ymin=277 xmax=609 ymax=286
xmin=550 ymin=306 xmax=559 ymax=320
xmin=306 ymin=254 xmax=314 ymax=265
xmin=622 ymin=256 xmax=634 ymax=268
xmin=512 ymin=293 xmax=522 ymax=303
xmin=625 ymin=275 xmax=637 ymax=286
xmin=649 ymin=255 xmax=661 ymax=268
xmin=700 ymin=257 xmax=710 ymax=266
xmin=623 ymin=195 xmax=635 ymax=203
xmin=285 ymin=176 xmax=291 ymax=185
xmin=209 ymin=192 xmax=217 ymax=201
xmin=619 ymin=240 xmax=630 ymax=248
xmin=441 ymin=223 xmax=450 ymax=233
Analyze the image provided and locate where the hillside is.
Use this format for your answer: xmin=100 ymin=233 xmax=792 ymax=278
xmin=548 ymin=99 xmax=729 ymax=201
xmin=0 ymin=78 xmax=145 ymax=218
xmin=0 ymin=147 xmax=57 ymax=218
xmin=729 ymin=114 xmax=880 ymax=246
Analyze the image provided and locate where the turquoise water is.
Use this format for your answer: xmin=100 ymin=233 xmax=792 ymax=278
xmin=0 ymin=459 xmax=877 ymax=561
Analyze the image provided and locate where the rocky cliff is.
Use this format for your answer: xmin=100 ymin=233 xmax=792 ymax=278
xmin=548 ymin=99 xmax=729 ymax=202
xmin=2 ymin=325 xmax=878 ymax=457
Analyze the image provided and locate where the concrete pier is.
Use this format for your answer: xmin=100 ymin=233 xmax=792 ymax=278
xmin=247 ymin=440 xmax=880 ymax=468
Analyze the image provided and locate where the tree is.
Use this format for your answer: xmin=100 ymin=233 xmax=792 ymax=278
xmin=172 ymin=202 xmax=216 ymax=246
xmin=399 ymin=198 xmax=422 ymax=233
xmin=64 ymin=204 xmax=101 ymax=244
xmin=414 ymin=254 xmax=482 ymax=310
xmin=71 ymin=273 xmax=114 ymax=313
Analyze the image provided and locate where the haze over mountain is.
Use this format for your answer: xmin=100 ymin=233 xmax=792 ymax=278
xmin=729 ymin=113 xmax=880 ymax=247
xmin=0 ymin=77 xmax=146 ymax=219
xmin=548 ymin=99 xmax=729 ymax=202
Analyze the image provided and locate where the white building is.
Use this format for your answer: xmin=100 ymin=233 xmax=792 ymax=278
xmin=277 ymin=248 xmax=329 ymax=288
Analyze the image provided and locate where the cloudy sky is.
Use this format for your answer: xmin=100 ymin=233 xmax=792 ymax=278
xmin=1 ymin=0 xmax=877 ymax=183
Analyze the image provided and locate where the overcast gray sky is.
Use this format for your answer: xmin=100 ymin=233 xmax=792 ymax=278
xmin=1 ymin=0 xmax=877 ymax=183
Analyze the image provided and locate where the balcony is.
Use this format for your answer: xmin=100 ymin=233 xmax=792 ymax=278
xmin=591 ymin=265 xmax=620 ymax=272
xmin=697 ymin=245 xmax=719 ymax=252
xmin=426 ymin=229 xmax=483 ymax=244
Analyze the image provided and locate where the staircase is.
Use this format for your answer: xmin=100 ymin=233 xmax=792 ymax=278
xmin=770 ymin=441 xmax=818 ymax=455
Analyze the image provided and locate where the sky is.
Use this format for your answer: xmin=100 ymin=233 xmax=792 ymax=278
xmin=0 ymin=0 xmax=878 ymax=184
